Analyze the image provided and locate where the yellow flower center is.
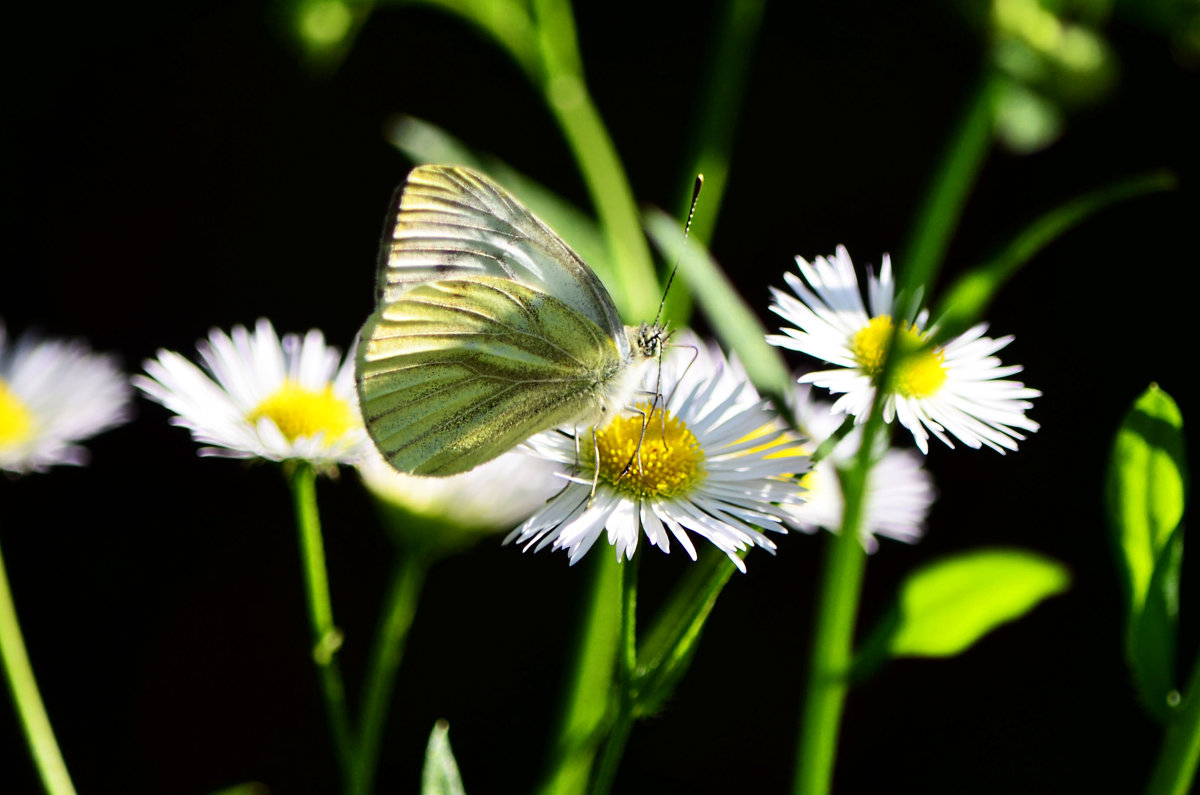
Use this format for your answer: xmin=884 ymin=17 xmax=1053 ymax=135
xmin=584 ymin=402 xmax=704 ymax=499
xmin=247 ymin=381 xmax=355 ymax=444
xmin=0 ymin=379 xmax=36 ymax=451
xmin=851 ymin=316 xmax=947 ymax=398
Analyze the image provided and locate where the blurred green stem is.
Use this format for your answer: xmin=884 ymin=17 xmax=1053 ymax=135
xmin=792 ymin=388 xmax=889 ymax=795
xmin=288 ymin=462 xmax=356 ymax=789
xmin=677 ymin=0 xmax=765 ymax=244
xmin=901 ymin=68 xmax=1001 ymax=295
xmin=351 ymin=549 xmax=429 ymax=795
xmin=528 ymin=0 xmax=659 ymax=320
xmin=411 ymin=0 xmax=664 ymax=318
xmin=536 ymin=552 xmax=623 ymax=795
xmin=0 ymin=533 xmax=77 ymax=795
xmin=1144 ymin=653 xmax=1200 ymax=795
xmin=590 ymin=552 xmax=640 ymax=795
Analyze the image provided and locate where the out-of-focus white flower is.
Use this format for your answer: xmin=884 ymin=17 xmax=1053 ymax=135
xmin=1 ymin=321 xmax=131 ymax=474
xmin=786 ymin=384 xmax=935 ymax=552
xmin=357 ymin=444 xmax=562 ymax=538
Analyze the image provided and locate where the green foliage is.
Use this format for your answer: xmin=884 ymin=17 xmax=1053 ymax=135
xmin=861 ymin=548 xmax=1070 ymax=661
xmin=932 ymin=171 xmax=1175 ymax=343
xmin=422 ymin=721 xmax=467 ymax=795
xmin=1106 ymin=384 xmax=1189 ymax=719
xmin=643 ymin=209 xmax=794 ymax=408
xmin=634 ymin=549 xmax=739 ymax=716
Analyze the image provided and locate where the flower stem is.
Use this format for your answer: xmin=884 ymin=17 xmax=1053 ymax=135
xmin=1144 ymin=651 xmax=1200 ymax=795
xmin=589 ymin=552 xmax=640 ymax=795
xmin=0 ymin=532 xmax=77 ymax=795
xmin=287 ymin=462 xmax=356 ymax=788
xmin=901 ymin=67 xmax=1000 ymax=295
xmin=529 ymin=0 xmax=659 ymax=321
xmin=535 ymin=552 xmax=623 ymax=795
xmin=350 ymin=550 xmax=428 ymax=795
xmin=792 ymin=401 xmax=885 ymax=795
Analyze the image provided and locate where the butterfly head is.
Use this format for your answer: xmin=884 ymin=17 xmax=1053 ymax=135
xmin=632 ymin=321 xmax=669 ymax=362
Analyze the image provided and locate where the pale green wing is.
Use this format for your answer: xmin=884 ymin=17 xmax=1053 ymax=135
xmin=358 ymin=276 xmax=624 ymax=476
xmin=376 ymin=165 xmax=630 ymax=358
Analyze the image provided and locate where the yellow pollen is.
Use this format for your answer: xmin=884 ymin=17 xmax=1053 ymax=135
xmin=0 ymin=379 xmax=36 ymax=451
xmin=247 ymin=381 xmax=355 ymax=444
xmin=584 ymin=402 xmax=704 ymax=499
xmin=851 ymin=316 xmax=947 ymax=398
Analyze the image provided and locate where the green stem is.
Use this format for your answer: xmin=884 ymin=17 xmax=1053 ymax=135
xmin=530 ymin=0 xmax=659 ymax=321
xmin=287 ymin=462 xmax=356 ymax=788
xmin=0 ymin=533 xmax=77 ymax=795
xmin=590 ymin=552 xmax=640 ymax=795
xmin=901 ymin=68 xmax=1000 ymax=295
xmin=792 ymin=400 xmax=886 ymax=795
xmin=676 ymin=0 xmax=765 ymax=245
xmin=535 ymin=552 xmax=623 ymax=795
xmin=1144 ymin=652 xmax=1200 ymax=795
xmin=351 ymin=550 xmax=428 ymax=795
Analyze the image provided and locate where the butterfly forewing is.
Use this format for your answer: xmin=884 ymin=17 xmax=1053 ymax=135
xmin=358 ymin=276 xmax=624 ymax=475
xmin=378 ymin=166 xmax=628 ymax=355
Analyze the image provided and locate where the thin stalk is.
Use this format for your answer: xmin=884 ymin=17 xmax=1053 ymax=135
xmin=791 ymin=468 xmax=870 ymax=794
xmin=1144 ymin=651 xmax=1200 ymax=795
xmin=287 ymin=462 xmax=356 ymax=788
xmin=792 ymin=382 xmax=890 ymax=795
xmin=535 ymin=551 xmax=623 ymax=795
xmin=589 ymin=553 xmax=640 ymax=795
xmin=0 ymin=533 xmax=77 ymax=795
xmin=676 ymin=0 xmax=765 ymax=245
xmin=901 ymin=68 xmax=1000 ymax=296
xmin=351 ymin=550 xmax=429 ymax=795
xmin=530 ymin=0 xmax=660 ymax=321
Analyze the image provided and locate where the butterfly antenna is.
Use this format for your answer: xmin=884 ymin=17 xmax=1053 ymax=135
xmin=653 ymin=174 xmax=704 ymax=327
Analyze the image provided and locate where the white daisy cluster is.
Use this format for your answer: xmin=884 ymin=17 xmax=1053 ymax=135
xmin=507 ymin=333 xmax=807 ymax=572
xmin=768 ymin=245 xmax=1040 ymax=454
xmin=0 ymin=321 xmax=131 ymax=474
xmin=135 ymin=319 xmax=369 ymax=468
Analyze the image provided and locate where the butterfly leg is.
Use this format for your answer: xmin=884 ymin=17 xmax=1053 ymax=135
xmin=615 ymin=402 xmax=652 ymax=484
xmin=587 ymin=426 xmax=602 ymax=507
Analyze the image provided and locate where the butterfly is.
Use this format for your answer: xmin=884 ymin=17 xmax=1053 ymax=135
xmin=356 ymin=165 xmax=666 ymax=476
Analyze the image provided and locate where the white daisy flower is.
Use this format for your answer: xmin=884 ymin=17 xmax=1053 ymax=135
xmin=786 ymin=384 xmax=935 ymax=552
xmin=506 ymin=333 xmax=806 ymax=573
xmin=357 ymin=444 xmax=562 ymax=536
xmin=0 ymin=320 xmax=131 ymax=474
xmin=135 ymin=318 xmax=369 ymax=468
xmin=767 ymin=245 xmax=1041 ymax=454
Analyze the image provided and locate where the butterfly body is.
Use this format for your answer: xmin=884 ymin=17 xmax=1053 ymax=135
xmin=357 ymin=166 xmax=663 ymax=476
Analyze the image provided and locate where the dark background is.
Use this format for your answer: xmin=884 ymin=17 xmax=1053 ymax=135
xmin=2 ymin=1 xmax=1198 ymax=792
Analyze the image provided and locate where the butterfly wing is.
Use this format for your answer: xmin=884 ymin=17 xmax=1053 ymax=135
xmin=358 ymin=276 xmax=624 ymax=476
xmin=376 ymin=165 xmax=630 ymax=358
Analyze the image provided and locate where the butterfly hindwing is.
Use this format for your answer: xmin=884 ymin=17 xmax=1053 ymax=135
xmin=358 ymin=276 xmax=624 ymax=475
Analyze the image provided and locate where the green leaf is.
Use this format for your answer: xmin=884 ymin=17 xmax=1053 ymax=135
xmin=634 ymin=549 xmax=739 ymax=715
xmin=207 ymin=783 xmax=269 ymax=795
xmin=1132 ymin=521 xmax=1186 ymax=721
xmin=886 ymin=548 xmax=1070 ymax=658
xmin=422 ymin=720 xmax=467 ymax=795
xmin=1105 ymin=384 xmax=1188 ymax=718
